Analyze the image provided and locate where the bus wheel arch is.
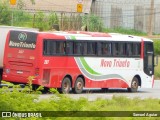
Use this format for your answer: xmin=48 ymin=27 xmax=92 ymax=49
xmin=135 ymin=75 xmax=141 ymax=87
xmin=73 ymin=75 xmax=85 ymax=94
xmin=61 ymin=75 xmax=72 ymax=94
xmin=128 ymin=75 xmax=141 ymax=92
xmin=64 ymin=75 xmax=73 ymax=87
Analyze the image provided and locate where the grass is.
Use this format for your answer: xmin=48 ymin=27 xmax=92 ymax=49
xmin=103 ymin=27 xmax=147 ymax=36
xmin=1 ymin=85 xmax=160 ymax=120
xmin=1 ymin=74 xmax=160 ymax=119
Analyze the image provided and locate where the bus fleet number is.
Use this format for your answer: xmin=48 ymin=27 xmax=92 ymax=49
xmin=44 ymin=60 xmax=49 ymax=64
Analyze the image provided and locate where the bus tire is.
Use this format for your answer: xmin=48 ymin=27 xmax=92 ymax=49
xmin=128 ymin=77 xmax=139 ymax=92
xmin=102 ymin=88 xmax=108 ymax=93
xmin=61 ymin=77 xmax=71 ymax=94
xmin=73 ymin=77 xmax=84 ymax=94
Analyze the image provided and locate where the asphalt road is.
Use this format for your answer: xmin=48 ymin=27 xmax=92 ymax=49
xmin=39 ymin=80 xmax=160 ymax=101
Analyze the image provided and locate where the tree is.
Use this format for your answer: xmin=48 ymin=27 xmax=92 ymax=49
xmin=34 ymin=12 xmax=49 ymax=31
xmin=48 ymin=12 xmax=59 ymax=30
xmin=17 ymin=0 xmax=36 ymax=9
xmin=82 ymin=14 xmax=103 ymax=32
xmin=0 ymin=1 xmax=11 ymax=25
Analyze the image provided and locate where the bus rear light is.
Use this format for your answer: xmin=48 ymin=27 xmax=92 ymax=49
xmin=8 ymin=53 xmax=12 ymax=58
xmin=35 ymin=68 xmax=40 ymax=76
xmin=29 ymin=56 xmax=35 ymax=60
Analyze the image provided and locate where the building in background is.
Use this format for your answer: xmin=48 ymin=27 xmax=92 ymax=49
xmin=91 ymin=0 xmax=160 ymax=34
xmin=11 ymin=0 xmax=92 ymax=13
xmin=8 ymin=0 xmax=160 ymax=34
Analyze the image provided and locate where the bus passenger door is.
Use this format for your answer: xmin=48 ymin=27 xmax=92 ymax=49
xmin=144 ymin=42 xmax=154 ymax=76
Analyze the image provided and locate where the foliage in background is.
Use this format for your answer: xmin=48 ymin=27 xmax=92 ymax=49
xmin=34 ymin=12 xmax=49 ymax=31
xmin=13 ymin=9 xmax=33 ymax=27
xmin=82 ymin=14 xmax=103 ymax=32
xmin=0 ymin=84 xmax=160 ymax=120
xmin=16 ymin=0 xmax=35 ymax=9
xmin=153 ymin=40 xmax=160 ymax=55
xmin=154 ymin=56 xmax=160 ymax=79
xmin=104 ymin=27 xmax=147 ymax=36
xmin=1 ymin=0 xmax=160 ymax=79
xmin=17 ymin=0 xmax=26 ymax=9
xmin=0 ymin=1 xmax=11 ymax=25
xmin=0 ymin=1 xmax=104 ymax=32
xmin=152 ymin=40 xmax=160 ymax=79
xmin=48 ymin=12 xmax=59 ymax=30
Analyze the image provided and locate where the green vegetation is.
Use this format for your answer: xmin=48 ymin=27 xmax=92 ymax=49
xmin=104 ymin=27 xmax=147 ymax=36
xmin=0 ymin=84 xmax=160 ymax=120
xmin=153 ymin=40 xmax=160 ymax=79
xmin=0 ymin=2 xmax=160 ymax=120
xmin=153 ymin=40 xmax=160 ymax=55
xmin=154 ymin=56 xmax=160 ymax=79
xmin=0 ymin=0 xmax=160 ymax=78
xmin=0 ymin=1 xmax=11 ymax=25
xmin=0 ymin=1 xmax=103 ymax=31
xmin=82 ymin=14 xmax=103 ymax=32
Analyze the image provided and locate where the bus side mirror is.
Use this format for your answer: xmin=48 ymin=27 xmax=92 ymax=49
xmin=154 ymin=55 xmax=158 ymax=66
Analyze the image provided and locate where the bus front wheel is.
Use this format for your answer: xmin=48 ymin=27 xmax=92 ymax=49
xmin=73 ymin=77 xmax=84 ymax=94
xmin=128 ymin=77 xmax=139 ymax=92
xmin=61 ymin=77 xmax=71 ymax=94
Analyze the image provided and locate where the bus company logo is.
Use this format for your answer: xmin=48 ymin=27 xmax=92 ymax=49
xmin=18 ymin=32 xmax=27 ymax=41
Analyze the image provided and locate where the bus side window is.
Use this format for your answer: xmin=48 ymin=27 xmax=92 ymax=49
xmin=66 ymin=41 xmax=73 ymax=55
xmin=50 ymin=41 xmax=56 ymax=55
xmin=43 ymin=41 xmax=47 ymax=55
xmin=133 ymin=43 xmax=141 ymax=56
xmin=56 ymin=41 xmax=65 ymax=54
xmin=97 ymin=42 xmax=102 ymax=56
xmin=113 ymin=43 xmax=119 ymax=56
xmin=102 ymin=42 xmax=111 ymax=56
xmin=127 ymin=43 xmax=133 ymax=56
xmin=87 ymin=42 xmax=96 ymax=55
xmin=83 ymin=42 xmax=87 ymax=55
xmin=119 ymin=43 xmax=126 ymax=56
xmin=74 ymin=42 xmax=83 ymax=55
xmin=43 ymin=40 xmax=55 ymax=55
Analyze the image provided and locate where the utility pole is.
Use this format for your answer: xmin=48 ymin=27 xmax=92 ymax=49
xmin=10 ymin=0 xmax=17 ymax=26
xmin=148 ymin=0 xmax=154 ymax=37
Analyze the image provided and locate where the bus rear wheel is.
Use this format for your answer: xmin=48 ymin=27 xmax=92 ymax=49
xmin=128 ymin=77 xmax=139 ymax=92
xmin=73 ymin=77 xmax=84 ymax=94
xmin=61 ymin=77 xmax=71 ymax=94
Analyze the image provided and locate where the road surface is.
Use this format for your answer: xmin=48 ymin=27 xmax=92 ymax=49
xmin=39 ymin=80 xmax=160 ymax=101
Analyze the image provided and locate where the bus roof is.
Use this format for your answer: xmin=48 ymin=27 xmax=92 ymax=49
xmin=50 ymin=31 xmax=153 ymax=42
xmin=11 ymin=30 xmax=153 ymax=42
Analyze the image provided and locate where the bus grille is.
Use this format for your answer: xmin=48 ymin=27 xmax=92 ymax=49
xmin=42 ymin=69 xmax=50 ymax=85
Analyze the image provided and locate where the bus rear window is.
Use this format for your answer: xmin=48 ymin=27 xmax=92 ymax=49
xmin=9 ymin=30 xmax=37 ymax=49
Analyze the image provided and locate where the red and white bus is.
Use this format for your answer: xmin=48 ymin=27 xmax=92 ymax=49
xmin=3 ymin=30 xmax=155 ymax=93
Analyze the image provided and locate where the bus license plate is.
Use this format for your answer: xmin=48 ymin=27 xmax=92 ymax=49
xmin=17 ymin=71 xmax=23 ymax=74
